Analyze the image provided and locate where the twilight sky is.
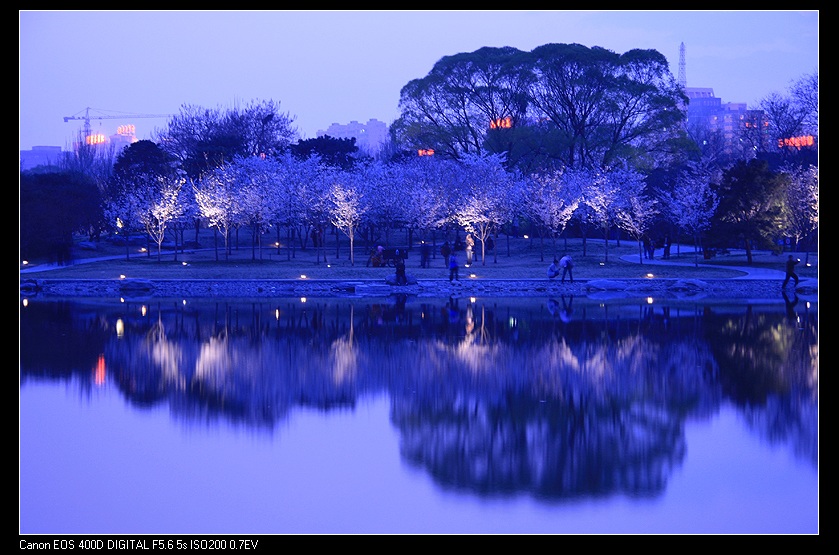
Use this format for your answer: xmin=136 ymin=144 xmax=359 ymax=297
xmin=19 ymin=10 xmax=819 ymax=152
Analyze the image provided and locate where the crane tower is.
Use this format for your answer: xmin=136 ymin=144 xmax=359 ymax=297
xmin=63 ymin=107 xmax=172 ymax=145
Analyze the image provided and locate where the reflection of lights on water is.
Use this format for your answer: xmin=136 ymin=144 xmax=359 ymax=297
xmin=115 ymin=319 xmax=124 ymax=338
xmin=22 ymin=298 xmax=28 ymax=307
xmin=646 ymin=273 xmax=654 ymax=278
xmin=119 ymin=274 xmax=126 ymax=279
xmin=300 ymin=297 xmax=307 ymax=303
xmin=300 ymin=275 xmax=307 ymax=279
xmin=94 ymin=354 xmax=106 ymax=386
xmin=275 ymin=308 xmax=280 ymax=320
xmin=141 ymin=305 xmax=147 ymax=316
xmin=806 ymin=301 xmax=811 ymax=309
xmin=182 ymin=299 xmax=187 ymax=306
xmin=646 ymin=297 xmax=654 ymax=304
xmin=508 ymin=317 xmax=517 ymax=327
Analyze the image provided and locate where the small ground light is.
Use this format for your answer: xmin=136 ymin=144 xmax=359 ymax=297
xmin=300 ymin=274 xmax=307 ymax=279
xmin=22 ymin=260 xmax=28 ymax=265
xmin=182 ymin=261 xmax=188 ymax=266
xmin=470 ymin=273 xmax=477 ymax=278
xmin=119 ymin=274 xmax=126 ymax=279
xmin=646 ymin=273 xmax=654 ymax=278
xmin=646 ymin=297 xmax=654 ymax=304
xmin=600 ymin=262 xmax=605 ymax=266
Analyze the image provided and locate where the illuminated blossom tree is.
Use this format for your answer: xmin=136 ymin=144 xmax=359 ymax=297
xmin=328 ymin=171 xmax=368 ymax=266
xmin=452 ymin=153 xmax=516 ymax=266
xmin=193 ymin=164 xmax=242 ymax=260
xmin=579 ymin=166 xmax=623 ymax=263
xmin=232 ymin=156 xmax=275 ymax=260
xmin=664 ymin=160 xmax=720 ymax=266
xmin=138 ymin=174 xmax=186 ymax=262
xmin=611 ymin=166 xmax=657 ymax=264
xmin=781 ymin=163 xmax=818 ymax=258
xmin=524 ymin=167 xmax=580 ymax=261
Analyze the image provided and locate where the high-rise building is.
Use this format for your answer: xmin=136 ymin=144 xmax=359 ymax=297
xmin=684 ymin=87 xmax=770 ymax=158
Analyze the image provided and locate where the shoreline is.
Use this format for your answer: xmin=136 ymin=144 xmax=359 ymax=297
xmin=20 ymin=276 xmax=818 ymax=304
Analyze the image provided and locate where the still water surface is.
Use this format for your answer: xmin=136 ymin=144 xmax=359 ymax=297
xmin=20 ymin=294 xmax=818 ymax=534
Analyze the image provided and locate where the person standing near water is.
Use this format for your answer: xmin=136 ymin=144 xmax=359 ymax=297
xmin=449 ymin=251 xmax=460 ymax=282
xmin=559 ymin=254 xmax=574 ymax=283
xmin=782 ymin=254 xmax=800 ymax=289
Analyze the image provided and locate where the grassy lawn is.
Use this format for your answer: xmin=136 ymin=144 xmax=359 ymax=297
xmin=20 ymin=231 xmax=818 ymax=282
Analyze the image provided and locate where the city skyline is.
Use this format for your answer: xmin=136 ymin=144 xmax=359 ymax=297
xmin=20 ymin=10 xmax=818 ymax=151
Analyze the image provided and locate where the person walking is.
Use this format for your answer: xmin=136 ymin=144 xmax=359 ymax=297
xmin=782 ymin=254 xmax=800 ymax=289
xmin=559 ymin=254 xmax=574 ymax=283
xmin=547 ymin=258 xmax=561 ymax=279
xmin=449 ymin=251 xmax=460 ymax=282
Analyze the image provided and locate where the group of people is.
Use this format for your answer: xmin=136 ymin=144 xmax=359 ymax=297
xmin=547 ymin=255 xmax=574 ymax=283
xmin=642 ymin=234 xmax=671 ymax=260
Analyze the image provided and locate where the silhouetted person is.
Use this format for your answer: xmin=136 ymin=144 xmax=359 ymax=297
xmin=395 ymin=253 xmax=407 ymax=285
xmin=449 ymin=252 xmax=460 ymax=282
xmin=440 ymin=241 xmax=452 ymax=268
xmin=547 ymin=258 xmax=560 ymax=279
xmin=420 ymin=242 xmax=431 ymax=268
xmin=782 ymin=254 xmax=800 ymax=289
xmin=559 ymin=254 xmax=573 ymax=283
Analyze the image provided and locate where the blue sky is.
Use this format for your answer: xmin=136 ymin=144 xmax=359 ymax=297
xmin=19 ymin=10 xmax=818 ymax=151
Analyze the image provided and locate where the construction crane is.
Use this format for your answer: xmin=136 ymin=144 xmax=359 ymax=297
xmin=63 ymin=107 xmax=172 ymax=143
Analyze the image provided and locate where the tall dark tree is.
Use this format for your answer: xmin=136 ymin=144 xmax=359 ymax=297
xmin=710 ymin=159 xmax=786 ymax=264
xmin=112 ymin=140 xmax=174 ymax=182
xmin=394 ymin=46 xmax=531 ymax=161
xmin=289 ymin=135 xmax=363 ymax=170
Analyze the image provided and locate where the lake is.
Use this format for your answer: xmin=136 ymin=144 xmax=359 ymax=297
xmin=19 ymin=294 xmax=818 ymax=534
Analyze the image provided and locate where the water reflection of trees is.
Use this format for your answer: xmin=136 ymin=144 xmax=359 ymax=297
xmin=20 ymin=295 xmax=818 ymax=497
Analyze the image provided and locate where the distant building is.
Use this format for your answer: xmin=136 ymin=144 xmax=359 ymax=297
xmin=20 ymin=146 xmax=63 ymax=171
xmin=684 ymin=87 xmax=771 ymax=158
xmin=317 ymin=119 xmax=388 ymax=156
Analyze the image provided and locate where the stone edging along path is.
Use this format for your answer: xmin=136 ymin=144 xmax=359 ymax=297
xmin=20 ymin=276 xmax=817 ymax=303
